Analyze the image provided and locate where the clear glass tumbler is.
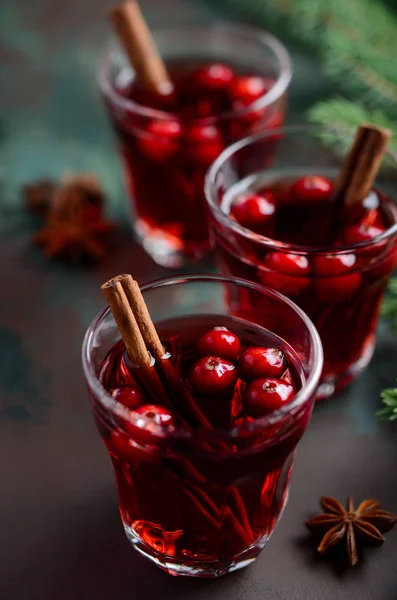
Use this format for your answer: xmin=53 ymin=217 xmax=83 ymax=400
xmin=205 ymin=125 xmax=397 ymax=399
xmin=98 ymin=25 xmax=291 ymax=268
xmin=82 ymin=274 xmax=322 ymax=577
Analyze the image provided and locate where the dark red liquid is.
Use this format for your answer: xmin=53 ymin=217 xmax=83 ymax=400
xmin=103 ymin=59 xmax=286 ymax=263
xmin=94 ymin=315 xmax=313 ymax=575
xmin=211 ymin=174 xmax=397 ymax=394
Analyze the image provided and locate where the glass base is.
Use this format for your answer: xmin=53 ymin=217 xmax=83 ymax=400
xmin=122 ymin=490 xmax=290 ymax=578
xmin=316 ymin=335 xmax=376 ymax=400
xmin=133 ymin=219 xmax=210 ymax=269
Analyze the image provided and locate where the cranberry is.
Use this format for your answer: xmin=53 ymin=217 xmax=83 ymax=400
xmin=110 ymin=431 xmax=159 ymax=463
xmin=193 ymin=63 xmax=235 ymax=90
xmin=291 ymin=175 xmax=333 ymax=204
xmin=126 ymin=404 xmax=175 ymax=445
xmin=265 ymin=252 xmax=310 ymax=276
xmin=197 ymin=327 xmax=241 ymax=361
xmin=230 ymin=76 xmax=273 ymax=104
xmin=259 ymin=269 xmax=311 ymax=296
xmin=238 ymin=346 xmax=285 ymax=381
xmin=138 ymin=119 xmax=182 ymax=162
xmin=312 ymin=253 xmax=357 ymax=276
xmin=244 ymin=378 xmax=295 ymax=417
xmin=110 ymin=386 xmax=144 ymax=409
xmin=315 ymin=272 xmax=362 ymax=301
xmin=188 ymin=356 xmax=237 ymax=396
xmin=230 ymin=192 xmax=276 ymax=229
xmin=343 ymin=223 xmax=385 ymax=245
xmin=186 ymin=124 xmax=224 ymax=165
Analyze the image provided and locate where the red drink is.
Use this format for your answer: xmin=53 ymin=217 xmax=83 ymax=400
xmin=205 ymin=127 xmax=397 ymax=398
xmin=99 ymin=25 xmax=291 ymax=267
xmin=82 ymin=275 xmax=322 ymax=577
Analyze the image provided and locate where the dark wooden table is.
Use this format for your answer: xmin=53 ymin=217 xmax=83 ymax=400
xmin=1 ymin=1 xmax=396 ymax=599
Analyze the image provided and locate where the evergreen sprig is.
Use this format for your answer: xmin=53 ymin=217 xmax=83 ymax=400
xmin=377 ymin=383 xmax=397 ymax=421
xmin=308 ymin=99 xmax=397 ymax=156
xmin=381 ymin=277 xmax=397 ymax=329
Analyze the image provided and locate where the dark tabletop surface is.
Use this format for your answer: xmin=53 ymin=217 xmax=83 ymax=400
xmin=1 ymin=1 xmax=397 ymax=599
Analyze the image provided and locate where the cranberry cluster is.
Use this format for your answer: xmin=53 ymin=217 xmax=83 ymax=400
xmin=121 ymin=62 xmax=277 ymax=164
xmin=108 ymin=326 xmax=297 ymax=459
xmin=229 ymin=175 xmax=393 ymax=299
xmin=188 ymin=327 xmax=296 ymax=419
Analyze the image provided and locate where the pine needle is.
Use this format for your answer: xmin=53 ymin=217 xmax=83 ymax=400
xmin=377 ymin=383 xmax=397 ymax=422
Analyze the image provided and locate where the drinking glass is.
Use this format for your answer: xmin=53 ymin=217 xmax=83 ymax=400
xmin=82 ymin=274 xmax=322 ymax=577
xmin=98 ymin=25 xmax=291 ymax=267
xmin=205 ymin=125 xmax=397 ymax=398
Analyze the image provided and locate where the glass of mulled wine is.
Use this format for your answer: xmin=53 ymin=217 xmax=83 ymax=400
xmin=82 ymin=274 xmax=322 ymax=577
xmin=98 ymin=25 xmax=291 ymax=267
xmin=205 ymin=125 xmax=397 ymax=399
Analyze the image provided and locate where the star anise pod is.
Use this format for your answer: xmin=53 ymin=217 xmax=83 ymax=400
xmin=306 ymin=496 xmax=397 ymax=566
xmin=33 ymin=175 xmax=116 ymax=262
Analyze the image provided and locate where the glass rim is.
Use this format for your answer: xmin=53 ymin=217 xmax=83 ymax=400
xmin=204 ymin=123 xmax=397 ymax=254
xmin=82 ymin=273 xmax=323 ymax=439
xmin=97 ymin=23 xmax=292 ymax=123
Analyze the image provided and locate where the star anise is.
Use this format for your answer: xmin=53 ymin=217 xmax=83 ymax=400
xmin=32 ymin=175 xmax=116 ymax=262
xmin=306 ymin=496 xmax=397 ymax=566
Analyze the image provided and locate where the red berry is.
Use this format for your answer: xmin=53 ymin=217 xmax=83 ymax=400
xmin=259 ymin=269 xmax=310 ymax=296
xmin=244 ymin=378 xmax=295 ymax=417
xmin=197 ymin=327 xmax=241 ymax=361
xmin=312 ymin=253 xmax=357 ymax=276
xmin=185 ymin=124 xmax=224 ymax=165
xmin=193 ymin=63 xmax=235 ymax=90
xmin=109 ymin=431 xmax=159 ymax=463
xmin=110 ymin=386 xmax=144 ymax=409
xmin=138 ymin=119 xmax=182 ymax=161
xmin=290 ymin=176 xmax=333 ymax=204
xmin=230 ymin=76 xmax=274 ymax=104
xmin=265 ymin=252 xmax=310 ymax=276
xmin=343 ymin=223 xmax=385 ymax=245
xmin=238 ymin=346 xmax=285 ymax=381
xmin=230 ymin=192 xmax=276 ymax=229
xmin=315 ymin=272 xmax=362 ymax=301
xmin=188 ymin=356 xmax=237 ymax=396
xmin=126 ymin=404 xmax=175 ymax=445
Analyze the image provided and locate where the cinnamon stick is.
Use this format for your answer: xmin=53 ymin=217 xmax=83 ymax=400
xmin=109 ymin=1 xmax=173 ymax=96
xmin=118 ymin=275 xmax=165 ymax=360
xmin=335 ymin=123 xmax=391 ymax=209
xmin=101 ymin=278 xmax=150 ymax=367
xmin=118 ymin=274 xmax=213 ymax=429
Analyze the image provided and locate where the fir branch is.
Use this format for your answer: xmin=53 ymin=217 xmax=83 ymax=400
xmin=377 ymin=383 xmax=397 ymax=422
xmin=380 ymin=277 xmax=397 ymax=329
xmin=211 ymin=0 xmax=397 ymax=114
xmin=307 ymin=98 xmax=397 ymax=156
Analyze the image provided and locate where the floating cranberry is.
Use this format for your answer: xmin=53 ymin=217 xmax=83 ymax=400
xmin=138 ymin=119 xmax=182 ymax=161
xmin=244 ymin=378 xmax=295 ymax=417
xmin=312 ymin=253 xmax=357 ymax=276
xmin=265 ymin=252 xmax=310 ymax=276
xmin=193 ymin=63 xmax=235 ymax=90
xmin=291 ymin=175 xmax=333 ymax=204
xmin=230 ymin=76 xmax=273 ymax=105
xmin=315 ymin=272 xmax=362 ymax=301
xmin=110 ymin=431 xmax=159 ymax=463
xmin=185 ymin=124 xmax=224 ymax=165
xmin=230 ymin=192 xmax=276 ymax=229
xmin=110 ymin=386 xmax=144 ymax=409
xmin=197 ymin=327 xmax=241 ymax=361
xmin=126 ymin=404 xmax=175 ymax=445
xmin=343 ymin=223 xmax=385 ymax=245
xmin=259 ymin=269 xmax=311 ymax=296
xmin=238 ymin=346 xmax=285 ymax=381
xmin=188 ymin=356 xmax=237 ymax=396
